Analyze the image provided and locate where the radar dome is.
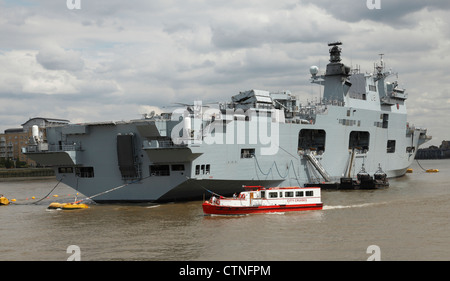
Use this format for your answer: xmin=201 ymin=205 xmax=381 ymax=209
xmin=310 ymin=66 xmax=319 ymax=76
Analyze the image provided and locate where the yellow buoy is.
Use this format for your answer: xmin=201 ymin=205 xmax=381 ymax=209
xmin=48 ymin=202 xmax=64 ymax=209
xmin=426 ymin=169 xmax=439 ymax=173
xmin=61 ymin=203 xmax=89 ymax=210
xmin=53 ymin=195 xmax=59 ymax=197
xmin=48 ymin=202 xmax=89 ymax=210
xmin=0 ymin=196 xmax=10 ymax=206
xmin=406 ymin=168 xmax=413 ymax=173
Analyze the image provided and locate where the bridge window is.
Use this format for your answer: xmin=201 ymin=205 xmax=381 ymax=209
xmin=295 ymin=191 xmax=304 ymax=197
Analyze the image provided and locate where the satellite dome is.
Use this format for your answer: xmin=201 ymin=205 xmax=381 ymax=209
xmin=310 ymin=66 xmax=319 ymax=76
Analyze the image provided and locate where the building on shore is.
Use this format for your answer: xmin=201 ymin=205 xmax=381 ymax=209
xmin=0 ymin=117 xmax=69 ymax=167
xmin=415 ymin=140 xmax=450 ymax=159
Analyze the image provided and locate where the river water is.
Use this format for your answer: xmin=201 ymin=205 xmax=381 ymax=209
xmin=1 ymin=160 xmax=449 ymax=261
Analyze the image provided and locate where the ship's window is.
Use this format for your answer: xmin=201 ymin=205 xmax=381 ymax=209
xmin=306 ymin=191 xmax=314 ymax=196
xmin=171 ymin=164 xmax=185 ymax=171
xmin=76 ymin=167 xmax=94 ymax=178
xmin=298 ymin=129 xmax=326 ymax=152
xmin=349 ymin=131 xmax=370 ymax=151
xmin=195 ymin=165 xmax=200 ymax=175
xmin=195 ymin=164 xmax=210 ymax=175
xmin=58 ymin=167 xmax=73 ymax=174
xmin=269 ymin=192 xmax=278 ymax=198
xmin=285 ymin=191 xmax=294 ymax=197
xmin=387 ymin=140 xmax=396 ymax=153
xmin=382 ymin=114 xmax=389 ymax=129
xmin=241 ymin=148 xmax=255 ymax=158
xmin=295 ymin=191 xmax=304 ymax=197
xmin=369 ymin=85 xmax=377 ymax=92
xmin=150 ymin=165 xmax=170 ymax=176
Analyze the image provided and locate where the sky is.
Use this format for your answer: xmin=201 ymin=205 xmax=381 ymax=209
xmin=0 ymin=0 xmax=449 ymax=147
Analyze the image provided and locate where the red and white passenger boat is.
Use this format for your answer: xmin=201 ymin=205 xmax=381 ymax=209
xmin=202 ymin=186 xmax=322 ymax=215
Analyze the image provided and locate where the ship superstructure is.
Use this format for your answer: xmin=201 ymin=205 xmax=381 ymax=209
xmin=24 ymin=42 xmax=431 ymax=202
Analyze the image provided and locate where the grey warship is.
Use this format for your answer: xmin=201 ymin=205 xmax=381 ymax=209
xmin=24 ymin=42 xmax=431 ymax=202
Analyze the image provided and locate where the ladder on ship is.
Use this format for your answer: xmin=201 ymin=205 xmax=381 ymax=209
xmin=305 ymin=152 xmax=332 ymax=182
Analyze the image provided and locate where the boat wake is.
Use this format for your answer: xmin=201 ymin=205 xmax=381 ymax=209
xmin=145 ymin=205 xmax=161 ymax=209
xmin=323 ymin=202 xmax=387 ymax=210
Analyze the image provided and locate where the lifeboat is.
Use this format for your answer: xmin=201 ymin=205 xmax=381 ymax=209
xmin=202 ymin=186 xmax=322 ymax=215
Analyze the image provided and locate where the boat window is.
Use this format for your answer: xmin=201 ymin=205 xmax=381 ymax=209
xmin=285 ymin=191 xmax=294 ymax=197
xmin=76 ymin=167 xmax=94 ymax=178
xmin=268 ymin=192 xmax=278 ymax=198
xmin=305 ymin=191 xmax=314 ymax=196
xmin=387 ymin=140 xmax=396 ymax=153
xmin=171 ymin=164 xmax=185 ymax=171
xmin=150 ymin=165 xmax=170 ymax=176
xmin=241 ymin=148 xmax=255 ymax=158
xmin=295 ymin=191 xmax=304 ymax=197
xmin=261 ymin=191 xmax=265 ymax=198
xmin=195 ymin=165 xmax=200 ymax=175
xmin=382 ymin=114 xmax=389 ymax=129
xmin=58 ymin=167 xmax=74 ymax=174
xmin=195 ymin=163 xmax=211 ymax=175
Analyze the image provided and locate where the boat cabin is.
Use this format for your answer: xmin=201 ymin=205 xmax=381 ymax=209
xmin=211 ymin=186 xmax=322 ymax=208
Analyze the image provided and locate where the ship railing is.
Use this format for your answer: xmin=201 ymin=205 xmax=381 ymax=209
xmin=143 ymin=139 xmax=189 ymax=149
xmin=49 ymin=143 xmax=83 ymax=152
xmin=24 ymin=142 xmax=82 ymax=153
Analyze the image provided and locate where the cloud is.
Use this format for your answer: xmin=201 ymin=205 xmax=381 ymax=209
xmin=0 ymin=0 xmax=449 ymax=146
xmin=36 ymin=45 xmax=84 ymax=71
